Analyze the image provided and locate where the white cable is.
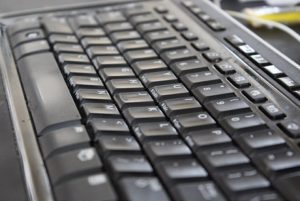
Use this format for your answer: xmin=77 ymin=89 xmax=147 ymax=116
xmin=226 ymin=10 xmax=300 ymax=43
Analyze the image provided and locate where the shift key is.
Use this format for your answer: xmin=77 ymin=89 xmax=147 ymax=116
xmin=17 ymin=52 xmax=81 ymax=135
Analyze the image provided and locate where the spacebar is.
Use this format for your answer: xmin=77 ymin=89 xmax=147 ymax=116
xmin=17 ymin=52 xmax=81 ymax=135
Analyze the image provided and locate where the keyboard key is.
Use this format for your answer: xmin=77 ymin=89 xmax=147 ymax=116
xmin=49 ymin=34 xmax=78 ymax=44
xmin=181 ymin=31 xmax=198 ymax=41
xmin=81 ymin=37 xmax=112 ymax=48
xmin=150 ymin=83 xmax=189 ymax=102
xmin=172 ymin=22 xmax=188 ymax=32
xmin=106 ymin=78 xmax=144 ymax=94
xmin=163 ymin=14 xmax=178 ymax=22
xmin=214 ymin=61 xmax=236 ymax=75
xmin=225 ymin=34 xmax=245 ymax=46
xmin=54 ymin=173 xmax=117 ymax=201
xmin=145 ymin=30 xmax=176 ymax=43
xmin=39 ymin=124 xmax=90 ymax=159
xmin=141 ymin=70 xmax=177 ymax=87
xmin=81 ymin=102 xmax=120 ymax=118
xmin=263 ymin=65 xmax=284 ymax=78
xmin=279 ymin=120 xmax=300 ymax=138
xmin=172 ymin=181 xmax=226 ymax=201
xmin=172 ymin=112 xmax=216 ymax=133
xmin=237 ymin=190 xmax=283 ymax=201
xmin=99 ymin=67 xmax=135 ymax=81
xmin=202 ymin=51 xmax=222 ymax=63
xmin=144 ymin=138 xmax=192 ymax=161
xmin=107 ymin=154 xmax=153 ymax=176
xmin=104 ymin=22 xmax=133 ymax=33
xmin=205 ymin=97 xmax=250 ymax=118
xmin=132 ymin=59 xmax=167 ymax=75
xmin=123 ymin=106 xmax=165 ymax=125
xmin=124 ymin=49 xmax=157 ymax=63
xmin=161 ymin=97 xmax=202 ymax=117
xmin=130 ymin=13 xmax=158 ymax=26
xmin=191 ymin=41 xmax=209 ymax=51
xmin=124 ymin=8 xmax=150 ymax=18
xmin=193 ymin=83 xmax=235 ymax=103
xmin=228 ymin=73 xmax=251 ymax=88
xmin=96 ymin=11 xmax=126 ymax=25
xmin=162 ymin=48 xmax=196 ymax=64
xmin=42 ymin=17 xmax=73 ymax=35
xmin=250 ymin=54 xmax=270 ymax=66
xmin=97 ymin=135 xmax=140 ymax=154
xmin=119 ymin=177 xmax=170 ymax=201
xmin=207 ymin=20 xmax=226 ymax=31
xmin=86 ymin=46 xmax=119 ymax=58
xmin=154 ymin=5 xmax=168 ymax=14
xmin=181 ymin=70 xmax=221 ymax=89
xmin=58 ymin=53 xmax=90 ymax=64
xmin=133 ymin=122 xmax=178 ymax=141
xmin=243 ymin=88 xmax=267 ymax=103
xmin=75 ymin=89 xmax=111 ymax=103
xmin=11 ymin=28 xmax=45 ymax=47
xmin=114 ymin=91 xmax=154 ymax=109
xmin=153 ymin=39 xmax=185 ymax=53
xmin=64 ymin=64 xmax=96 ymax=76
xmin=69 ymin=76 xmax=104 ymax=89
xmin=110 ymin=31 xmax=141 ymax=43
xmin=220 ymin=112 xmax=266 ymax=135
xmin=94 ymin=56 xmax=127 ymax=69
xmin=185 ymin=128 xmax=231 ymax=150
xmin=54 ymin=43 xmax=84 ymax=54
xmin=238 ymin=44 xmax=256 ymax=55
xmin=137 ymin=21 xmax=166 ymax=34
xmin=274 ymin=172 xmax=300 ymax=201
xmin=235 ymin=129 xmax=286 ymax=154
xmin=117 ymin=40 xmax=149 ymax=53
xmin=260 ymin=102 xmax=286 ymax=120
xmin=76 ymin=27 xmax=105 ymax=38
xmin=170 ymin=59 xmax=208 ymax=76
xmin=46 ymin=147 xmax=102 ymax=184
xmin=17 ymin=53 xmax=81 ymax=134
xmin=14 ymin=40 xmax=50 ymax=60
xmin=278 ymin=76 xmax=299 ymax=90
xmin=69 ymin=15 xmax=98 ymax=29
xmin=8 ymin=18 xmax=40 ymax=36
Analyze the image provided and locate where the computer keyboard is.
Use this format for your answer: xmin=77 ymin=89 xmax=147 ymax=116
xmin=1 ymin=0 xmax=300 ymax=200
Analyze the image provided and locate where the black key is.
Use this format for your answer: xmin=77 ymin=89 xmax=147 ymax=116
xmin=114 ymin=91 xmax=154 ymax=109
xmin=263 ymin=65 xmax=284 ymax=78
xmin=260 ymin=102 xmax=286 ymax=120
xmin=88 ymin=118 xmax=129 ymax=137
xmin=124 ymin=49 xmax=157 ymax=63
xmin=54 ymin=173 xmax=117 ymax=201
xmin=49 ymin=34 xmax=78 ymax=44
xmin=181 ymin=31 xmax=198 ymax=41
xmin=130 ymin=13 xmax=158 ymax=26
xmin=17 ymin=53 xmax=81 ymax=134
xmin=274 ymin=172 xmax=300 ymax=201
xmin=86 ymin=46 xmax=119 ymax=58
xmin=225 ymin=35 xmax=245 ymax=46
xmin=172 ymin=112 xmax=216 ymax=133
xmin=11 ymin=28 xmax=45 ymax=47
xmin=238 ymin=44 xmax=256 ymax=55
xmin=218 ymin=167 xmax=270 ymax=195
xmin=14 ymin=40 xmax=50 ymax=60
xmin=75 ymin=89 xmax=111 ymax=103
xmin=46 ymin=147 xmax=102 ymax=185
xmin=172 ymin=22 xmax=188 ymax=32
xmin=214 ymin=61 xmax=236 ymax=75
xmin=94 ymin=56 xmax=127 ymax=69
xmin=144 ymin=138 xmax=192 ymax=161
xmin=220 ymin=112 xmax=266 ymax=135
xmin=170 ymin=59 xmax=208 ymax=76
xmin=207 ymin=20 xmax=226 ymax=31
xmin=123 ymin=106 xmax=165 ymax=125
xmin=160 ymin=97 xmax=202 ymax=117
xmin=99 ymin=67 xmax=135 ymax=81
xmin=172 ymin=181 xmax=226 ymax=201
xmin=202 ymin=51 xmax=222 ymax=63
xmin=106 ymin=78 xmax=144 ymax=94
xmin=185 ymin=128 xmax=232 ymax=150
xmin=278 ymin=76 xmax=299 ymax=90
xmin=243 ymin=88 xmax=267 ymax=103
xmin=150 ymin=83 xmax=189 ymax=102
xmin=119 ymin=177 xmax=170 ymax=201
xmin=42 ymin=17 xmax=73 ymax=35
xmin=98 ymin=135 xmax=140 ymax=154
xmin=228 ymin=73 xmax=251 ymax=88
xmin=181 ymin=71 xmax=221 ymax=89
xmin=237 ymin=190 xmax=283 ymax=201
xmin=140 ymin=70 xmax=177 ymax=88
xmin=69 ymin=76 xmax=104 ymax=89
xmin=82 ymin=102 xmax=120 ymax=118
xmin=104 ymin=22 xmax=133 ymax=33
xmin=39 ymin=124 xmax=90 ymax=159
xmin=133 ymin=122 xmax=178 ymax=141
xmin=235 ymin=129 xmax=286 ymax=154
xmin=152 ymin=39 xmax=186 ymax=53
xmin=76 ymin=27 xmax=105 ymax=38
xmin=163 ymin=14 xmax=178 ymax=22
xmin=96 ymin=11 xmax=126 ymax=25
xmin=250 ymin=54 xmax=270 ymax=66
xmin=81 ymin=37 xmax=112 ymax=48
xmin=256 ymin=148 xmax=300 ymax=177
xmin=64 ymin=64 xmax=96 ymax=76
xmin=53 ymin=43 xmax=84 ymax=54
xmin=107 ymin=154 xmax=153 ymax=176
xmin=8 ymin=18 xmax=40 ymax=36
xmin=191 ymin=41 xmax=209 ymax=51
xmin=132 ymin=59 xmax=167 ymax=75
xmin=137 ymin=21 xmax=166 ymax=34
xmin=158 ymin=158 xmax=207 ymax=181
xmin=205 ymin=97 xmax=251 ymax=118
xmin=69 ymin=15 xmax=98 ymax=29
xmin=58 ymin=53 xmax=90 ymax=64
xmin=110 ymin=31 xmax=140 ymax=43
xmin=161 ymin=48 xmax=196 ymax=64
xmin=117 ymin=40 xmax=149 ymax=53
xmin=145 ymin=30 xmax=176 ymax=43
xmin=192 ymin=83 xmax=235 ymax=103
xmin=198 ymin=145 xmax=250 ymax=169
xmin=279 ymin=120 xmax=300 ymax=138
